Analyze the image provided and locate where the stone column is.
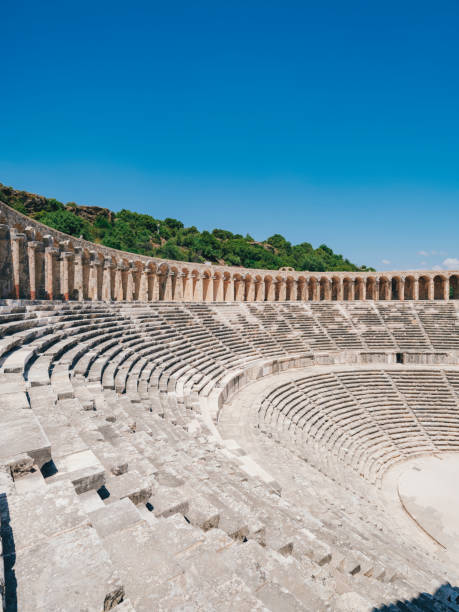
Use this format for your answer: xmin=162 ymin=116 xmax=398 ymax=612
xmin=386 ymin=281 xmax=392 ymax=301
xmin=182 ymin=274 xmax=193 ymax=301
xmin=73 ymin=248 xmax=85 ymax=300
xmin=45 ymin=246 xmax=59 ymax=300
xmin=298 ymin=280 xmax=306 ymax=301
xmin=373 ymin=279 xmax=380 ymax=301
xmin=61 ymin=251 xmax=74 ymax=301
xmin=312 ymin=279 xmax=320 ymax=301
xmin=89 ymin=257 xmax=101 ymax=301
xmin=278 ymin=279 xmax=286 ymax=301
xmin=214 ymin=276 xmax=224 ymax=302
xmin=288 ymin=280 xmax=297 ymax=300
xmin=102 ymin=258 xmax=115 ymax=301
xmin=335 ymin=278 xmax=343 ymax=301
xmin=348 ymin=280 xmax=355 ymax=301
xmin=27 ymin=241 xmax=41 ymax=300
xmin=399 ymin=277 xmax=405 ymax=301
xmin=126 ymin=263 xmax=137 ymax=301
xmin=150 ymin=270 xmax=160 ymax=301
xmin=443 ymin=277 xmax=450 ymax=301
xmin=0 ymin=224 xmax=13 ymax=298
xmin=245 ymin=277 xmax=255 ymax=302
xmin=413 ymin=278 xmax=419 ymax=301
xmin=204 ymin=276 xmax=213 ymax=302
xmin=359 ymin=279 xmax=366 ymax=301
xmin=114 ymin=263 xmax=125 ymax=301
xmin=254 ymin=279 xmax=264 ymax=301
xmin=193 ymin=274 xmax=203 ymax=301
xmin=174 ymin=272 xmax=184 ymax=301
xmin=225 ymin=277 xmax=234 ymax=301
xmin=11 ymin=230 xmax=26 ymax=299
xmin=267 ymin=280 xmax=275 ymax=301
xmin=138 ymin=265 xmax=150 ymax=301
xmin=234 ymin=278 xmax=244 ymax=302
xmin=204 ymin=274 xmax=212 ymax=301
xmin=427 ymin=277 xmax=434 ymax=300
xmin=324 ymin=279 xmax=332 ymax=301
xmin=163 ymin=272 xmax=173 ymax=301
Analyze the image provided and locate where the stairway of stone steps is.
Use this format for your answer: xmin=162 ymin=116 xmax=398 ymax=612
xmin=376 ymin=303 xmax=434 ymax=351
xmin=345 ymin=302 xmax=397 ymax=349
xmin=309 ymin=303 xmax=366 ymax=350
xmin=415 ymin=302 xmax=459 ymax=351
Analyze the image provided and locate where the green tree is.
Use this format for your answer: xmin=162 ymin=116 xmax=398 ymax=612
xmin=36 ymin=209 xmax=91 ymax=239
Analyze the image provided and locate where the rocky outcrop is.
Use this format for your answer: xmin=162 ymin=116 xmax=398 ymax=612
xmin=0 ymin=183 xmax=112 ymax=222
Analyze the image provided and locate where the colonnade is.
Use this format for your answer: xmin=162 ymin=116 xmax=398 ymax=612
xmin=0 ymin=210 xmax=458 ymax=302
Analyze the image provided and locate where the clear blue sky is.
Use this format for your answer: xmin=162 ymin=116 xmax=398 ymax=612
xmin=2 ymin=1 xmax=458 ymax=271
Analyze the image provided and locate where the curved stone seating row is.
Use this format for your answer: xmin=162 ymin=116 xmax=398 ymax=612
xmin=1 ymin=301 xmax=458 ymax=610
xmin=3 ymin=301 xmax=459 ymax=371
xmin=258 ymin=368 xmax=459 ymax=488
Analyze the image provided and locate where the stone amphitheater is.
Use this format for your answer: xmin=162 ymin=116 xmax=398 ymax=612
xmin=1 ymin=200 xmax=459 ymax=612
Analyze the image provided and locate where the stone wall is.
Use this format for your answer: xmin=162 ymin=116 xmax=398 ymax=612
xmin=1 ymin=199 xmax=457 ymax=302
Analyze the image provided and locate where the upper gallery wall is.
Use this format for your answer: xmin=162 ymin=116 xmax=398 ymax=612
xmin=1 ymin=200 xmax=458 ymax=302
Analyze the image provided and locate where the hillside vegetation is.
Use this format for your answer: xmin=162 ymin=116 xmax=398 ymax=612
xmin=0 ymin=183 xmax=373 ymax=272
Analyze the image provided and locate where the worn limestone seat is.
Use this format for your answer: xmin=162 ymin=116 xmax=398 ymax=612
xmin=258 ymin=367 xmax=459 ymax=488
xmin=1 ymin=300 xmax=459 ymax=611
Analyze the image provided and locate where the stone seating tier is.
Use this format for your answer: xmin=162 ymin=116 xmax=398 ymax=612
xmin=1 ymin=300 xmax=459 ymax=611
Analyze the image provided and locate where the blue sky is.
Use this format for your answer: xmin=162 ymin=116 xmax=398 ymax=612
xmin=1 ymin=1 xmax=458 ymax=271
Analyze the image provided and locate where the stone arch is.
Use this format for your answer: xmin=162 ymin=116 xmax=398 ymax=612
xmin=144 ymin=262 xmax=156 ymax=301
xmin=12 ymin=221 xmax=26 ymax=233
xmin=286 ymin=276 xmax=296 ymax=301
xmin=354 ymin=277 xmax=365 ymax=301
xmin=212 ymin=270 xmax=224 ymax=301
xmin=434 ymin=274 xmax=446 ymax=300
xmin=319 ymin=276 xmax=330 ymax=301
xmin=180 ymin=267 xmax=192 ymax=301
xmin=223 ymin=271 xmax=234 ymax=301
xmin=233 ymin=273 xmax=244 ymax=301
xmin=90 ymin=251 xmax=104 ymax=301
xmin=391 ymin=276 xmax=401 ymax=301
xmin=378 ymin=276 xmax=390 ymax=301
xmin=133 ymin=261 xmax=143 ymax=300
xmin=32 ymin=240 xmax=47 ymax=300
xmin=158 ymin=263 xmax=170 ymax=300
xmin=343 ymin=277 xmax=354 ymax=301
xmin=77 ymin=247 xmax=89 ymax=301
xmin=202 ymin=269 xmax=213 ymax=302
xmin=331 ymin=276 xmax=340 ymax=301
xmin=254 ymin=274 xmax=264 ymax=301
xmin=188 ymin=268 xmax=200 ymax=301
xmin=264 ymin=275 xmax=274 ymax=301
xmin=450 ymin=274 xmax=459 ymax=299
xmin=244 ymin=274 xmax=255 ymax=302
xmin=116 ymin=257 xmax=129 ymax=301
xmin=404 ymin=275 xmax=415 ymax=300
xmin=418 ymin=275 xmax=429 ymax=300
xmin=274 ymin=275 xmax=283 ymax=301
xmin=308 ymin=277 xmax=319 ymax=301
xmin=170 ymin=266 xmax=180 ymax=300
xmin=101 ymin=254 xmax=116 ymax=302
xmin=279 ymin=266 xmax=294 ymax=272
xmin=297 ymin=276 xmax=307 ymax=301
xmin=366 ymin=277 xmax=376 ymax=300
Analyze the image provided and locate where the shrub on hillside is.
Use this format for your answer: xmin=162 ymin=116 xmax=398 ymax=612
xmin=36 ymin=209 xmax=91 ymax=240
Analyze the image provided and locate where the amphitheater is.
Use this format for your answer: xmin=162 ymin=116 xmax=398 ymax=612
xmin=1 ymin=201 xmax=459 ymax=612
